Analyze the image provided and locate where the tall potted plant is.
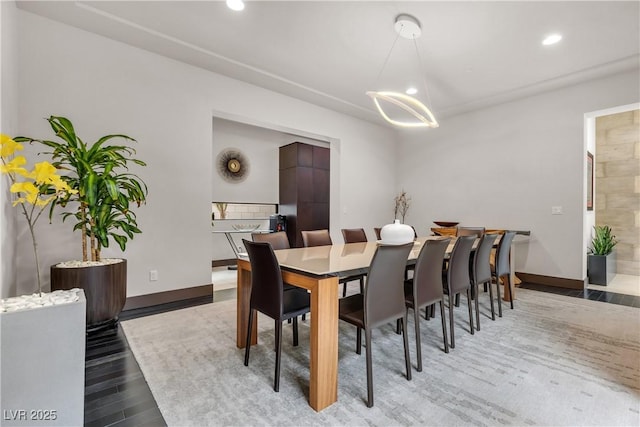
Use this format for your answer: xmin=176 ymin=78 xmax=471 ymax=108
xmin=17 ymin=116 xmax=148 ymax=329
xmin=587 ymin=225 xmax=617 ymax=285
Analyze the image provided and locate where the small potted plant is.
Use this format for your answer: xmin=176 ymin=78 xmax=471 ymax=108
xmin=17 ymin=116 xmax=148 ymax=329
xmin=587 ymin=225 xmax=618 ymax=285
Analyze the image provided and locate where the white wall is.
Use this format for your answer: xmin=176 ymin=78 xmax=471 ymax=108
xmin=398 ymin=69 xmax=640 ymax=281
xmin=0 ymin=1 xmax=19 ymax=298
xmin=13 ymin=9 xmax=398 ymax=298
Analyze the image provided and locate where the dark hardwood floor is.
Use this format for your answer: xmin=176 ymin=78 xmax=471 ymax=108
xmin=83 ymin=284 xmax=636 ymax=426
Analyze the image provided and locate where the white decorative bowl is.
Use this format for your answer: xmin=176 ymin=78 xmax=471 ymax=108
xmin=231 ymin=224 xmax=260 ymax=232
xmin=380 ymin=220 xmax=415 ymax=245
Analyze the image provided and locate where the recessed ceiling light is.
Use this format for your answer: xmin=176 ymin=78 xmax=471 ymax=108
xmin=542 ymin=34 xmax=562 ymax=46
xmin=226 ymin=0 xmax=245 ymax=11
xmin=406 ymin=87 xmax=418 ymax=95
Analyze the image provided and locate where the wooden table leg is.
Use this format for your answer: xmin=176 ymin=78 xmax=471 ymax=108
xmin=308 ymin=276 xmax=339 ymax=411
xmin=236 ymin=258 xmax=257 ymax=348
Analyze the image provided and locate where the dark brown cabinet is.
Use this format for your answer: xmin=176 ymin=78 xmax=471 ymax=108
xmin=279 ymin=142 xmax=330 ymax=247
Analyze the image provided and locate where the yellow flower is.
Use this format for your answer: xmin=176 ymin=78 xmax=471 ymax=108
xmin=0 ymin=156 xmax=29 ymax=177
xmin=0 ymin=134 xmax=24 ymax=157
xmin=10 ymin=181 xmax=39 ymax=206
xmin=31 ymin=161 xmax=58 ymax=184
xmin=49 ymin=174 xmax=76 ymax=193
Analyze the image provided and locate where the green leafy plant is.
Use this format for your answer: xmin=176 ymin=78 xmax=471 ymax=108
xmin=16 ymin=116 xmax=148 ymax=262
xmin=589 ymin=225 xmax=617 ymax=255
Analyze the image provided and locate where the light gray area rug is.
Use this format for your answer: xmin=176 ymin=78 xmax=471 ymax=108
xmin=122 ymin=289 xmax=640 ymax=426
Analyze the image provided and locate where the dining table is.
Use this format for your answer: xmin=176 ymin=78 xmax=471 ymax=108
xmin=235 ymin=233 xmax=523 ymax=411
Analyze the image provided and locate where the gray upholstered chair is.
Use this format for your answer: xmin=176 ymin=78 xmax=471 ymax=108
xmin=492 ymin=231 xmax=517 ymax=314
xmin=338 ymin=242 xmax=414 ymax=407
xmin=443 ymin=235 xmax=476 ymax=348
xmin=470 ymin=233 xmax=499 ymax=329
xmin=242 ymin=240 xmax=310 ymax=392
xmin=404 ymin=238 xmax=451 ymax=371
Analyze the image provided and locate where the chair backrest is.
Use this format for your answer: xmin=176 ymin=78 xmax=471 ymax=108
xmin=243 ymin=239 xmax=283 ymax=319
xmin=301 ymin=229 xmax=333 ymax=247
xmin=252 ymin=231 xmax=290 ymax=250
xmin=446 ymin=235 xmax=476 ymax=294
xmin=364 ymin=242 xmax=414 ymax=329
xmin=373 ymin=227 xmax=382 ymax=240
xmin=495 ymin=231 xmax=517 ymax=277
xmin=456 ymin=226 xmax=486 ymax=237
xmin=341 ymin=228 xmax=368 ymax=243
xmin=472 ymin=233 xmax=498 ymax=284
xmin=412 ymin=238 xmax=451 ymax=307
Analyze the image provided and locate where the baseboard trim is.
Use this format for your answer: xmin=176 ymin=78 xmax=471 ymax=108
xmin=123 ymin=284 xmax=213 ymax=311
xmin=212 ymin=259 xmax=236 ymax=268
xmin=515 ymin=272 xmax=584 ymax=290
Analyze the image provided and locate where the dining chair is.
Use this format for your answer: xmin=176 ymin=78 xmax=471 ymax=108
xmin=302 ymin=229 xmax=365 ymax=297
xmin=338 ymin=242 xmax=414 ymax=407
xmin=251 ymin=231 xmax=290 ymax=250
xmin=252 ymin=231 xmax=306 ymax=321
xmin=470 ymin=233 xmax=499 ymax=330
xmin=341 ymin=228 xmax=367 ymax=244
xmin=404 ymin=238 xmax=451 ymax=372
xmin=373 ymin=227 xmax=382 ymax=240
xmin=443 ymin=235 xmax=476 ymax=349
xmin=492 ymin=230 xmax=517 ymax=315
xmin=456 ymin=226 xmax=486 ymax=237
xmin=242 ymin=240 xmax=311 ymax=392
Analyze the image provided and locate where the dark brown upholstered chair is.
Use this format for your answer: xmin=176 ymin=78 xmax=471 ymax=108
xmin=339 ymin=242 xmax=413 ymax=407
xmin=302 ymin=229 xmax=365 ymax=297
xmin=252 ymin=231 xmax=306 ymax=321
xmin=242 ymin=240 xmax=310 ymax=392
xmin=470 ymin=233 xmax=499 ymax=330
xmin=492 ymin=231 xmax=517 ymax=314
xmin=341 ymin=228 xmax=367 ymax=244
xmin=251 ymin=231 xmax=290 ymax=250
xmin=404 ymin=238 xmax=451 ymax=371
xmin=301 ymin=229 xmax=332 ymax=247
xmin=456 ymin=227 xmax=486 ymax=237
xmin=373 ymin=227 xmax=382 ymax=240
xmin=443 ymin=235 xmax=476 ymax=348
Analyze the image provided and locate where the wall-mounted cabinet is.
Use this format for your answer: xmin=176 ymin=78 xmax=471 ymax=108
xmin=279 ymin=142 xmax=330 ymax=248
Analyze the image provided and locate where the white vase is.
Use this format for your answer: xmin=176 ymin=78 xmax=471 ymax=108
xmin=380 ymin=219 xmax=414 ymax=245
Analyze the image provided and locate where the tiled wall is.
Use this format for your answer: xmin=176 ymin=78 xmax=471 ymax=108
xmin=211 ymin=203 xmax=276 ymax=220
xmin=595 ymin=110 xmax=640 ymax=275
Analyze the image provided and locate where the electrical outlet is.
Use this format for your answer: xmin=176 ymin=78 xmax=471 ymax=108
xmin=149 ymin=270 xmax=158 ymax=281
xmin=551 ymin=206 xmax=563 ymax=215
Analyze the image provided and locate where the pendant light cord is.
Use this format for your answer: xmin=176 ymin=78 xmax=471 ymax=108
xmin=373 ymin=30 xmax=402 ymax=87
xmin=413 ymin=37 xmax=435 ymax=111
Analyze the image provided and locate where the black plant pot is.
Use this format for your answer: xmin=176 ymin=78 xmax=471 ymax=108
xmin=51 ymin=259 xmax=127 ymax=330
xmin=587 ymin=252 xmax=616 ymax=285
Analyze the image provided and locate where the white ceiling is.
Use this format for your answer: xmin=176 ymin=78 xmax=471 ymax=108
xmin=17 ymin=1 xmax=640 ymax=126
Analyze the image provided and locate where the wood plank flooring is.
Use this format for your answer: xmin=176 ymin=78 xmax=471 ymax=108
xmin=83 ymin=285 xmax=636 ymax=426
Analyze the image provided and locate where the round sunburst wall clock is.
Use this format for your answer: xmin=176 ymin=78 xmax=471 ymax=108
xmin=216 ymin=148 xmax=249 ymax=183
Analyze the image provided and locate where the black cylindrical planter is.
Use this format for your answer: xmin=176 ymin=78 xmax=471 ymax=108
xmin=51 ymin=259 xmax=127 ymax=329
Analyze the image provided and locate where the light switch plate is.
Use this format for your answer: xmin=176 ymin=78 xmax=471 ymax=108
xmin=551 ymin=206 xmax=563 ymax=215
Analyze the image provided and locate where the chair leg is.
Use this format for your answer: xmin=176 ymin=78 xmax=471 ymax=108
xmin=454 ymin=293 xmax=460 ymax=307
xmin=356 ymin=327 xmax=362 ymax=355
xmin=448 ymin=294 xmax=455 ymax=349
xmin=274 ymin=320 xmax=282 ymax=392
xmin=359 ymin=277 xmax=364 ymax=294
xmin=413 ymin=307 xmax=422 ymax=372
xmin=401 ymin=316 xmax=412 ymax=381
xmin=474 ymin=283 xmax=481 ymax=332
xmin=302 ymin=313 xmax=306 ymax=321
xmin=467 ymin=289 xmax=474 ymax=335
xmin=495 ymin=276 xmax=503 ymax=317
xmin=244 ymin=309 xmax=254 ymax=366
xmin=396 ymin=319 xmax=401 ymax=334
xmin=439 ymin=300 xmax=449 ymax=353
xmin=365 ymin=328 xmax=374 ymax=408
xmin=488 ymin=280 xmax=496 ymax=321
xmin=342 ymin=282 xmax=348 ymax=298
xmin=292 ymin=317 xmax=299 ymax=347
xmin=506 ymin=275 xmax=514 ymax=309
